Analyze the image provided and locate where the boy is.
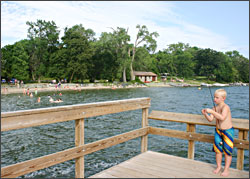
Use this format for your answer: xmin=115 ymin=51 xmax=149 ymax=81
xmin=201 ymin=89 xmax=234 ymax=177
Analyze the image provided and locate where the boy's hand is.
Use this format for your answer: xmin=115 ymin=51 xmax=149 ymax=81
xmin=206 ymin=108 xmax=214 ymax=114
xmin=201 ymin=109 xmax=207 ymax=115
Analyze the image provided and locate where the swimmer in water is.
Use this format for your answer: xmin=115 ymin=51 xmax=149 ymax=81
xmin=49 ymin=97 xmax=54 ymax=102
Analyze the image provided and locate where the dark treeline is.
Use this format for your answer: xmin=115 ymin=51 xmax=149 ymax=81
xmin=1 ymin=19 xmax=249 ymax=83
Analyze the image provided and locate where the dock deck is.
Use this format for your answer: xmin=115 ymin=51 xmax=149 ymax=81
xmin=90 ymin=151 xmax=249 ymax=178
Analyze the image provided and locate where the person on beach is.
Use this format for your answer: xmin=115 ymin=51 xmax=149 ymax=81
xmin=30 ymin=92 xmax=33 ymax=98
xmin=27 ymin=88 xmax=30 ymax=96
xmin=201 ymin=89 xmax=234 ymax=177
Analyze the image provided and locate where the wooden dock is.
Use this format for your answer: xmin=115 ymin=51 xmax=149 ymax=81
xmin=1 ymin=98 xmax=249 ymax=178
xmin=90 ymin=151 xmax=249 ymax=178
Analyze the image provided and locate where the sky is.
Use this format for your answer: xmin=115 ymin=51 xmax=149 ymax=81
xmin=1 ymin=1 xmax=249 ymax=58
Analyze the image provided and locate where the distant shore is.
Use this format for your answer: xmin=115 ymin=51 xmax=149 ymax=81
xmin=1 ymin=81 xmax=248 ymax=95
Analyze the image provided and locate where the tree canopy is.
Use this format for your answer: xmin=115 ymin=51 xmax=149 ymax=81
xmin=1 ymin=19 xmax=249 ymax=83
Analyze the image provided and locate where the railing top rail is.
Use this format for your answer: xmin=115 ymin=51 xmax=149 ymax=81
xmin=149 ymin=110 xmax=249 ymax=131
xmin=1 ymin=97 xmax=150 ymax=132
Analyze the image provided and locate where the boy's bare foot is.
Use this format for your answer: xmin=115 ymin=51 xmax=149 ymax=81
xmin=213 ymin=167 xmax=221 ymax=174
xmin=221 ymin=169 xmax=229 ymax=177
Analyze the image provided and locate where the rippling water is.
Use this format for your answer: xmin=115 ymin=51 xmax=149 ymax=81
xmin=1 ymin=86 xmax=249 ymax=178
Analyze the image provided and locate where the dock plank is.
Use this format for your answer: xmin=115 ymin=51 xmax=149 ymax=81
xmin=89 ymin=151 xmax=249 ymax=178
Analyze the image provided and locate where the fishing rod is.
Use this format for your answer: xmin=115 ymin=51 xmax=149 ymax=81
xmin=207 ymin=75 xmax=216 ymax=111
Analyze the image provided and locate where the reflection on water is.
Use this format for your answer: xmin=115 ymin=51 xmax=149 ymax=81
xmin=1 ymin=86 xmax=249 ymax=177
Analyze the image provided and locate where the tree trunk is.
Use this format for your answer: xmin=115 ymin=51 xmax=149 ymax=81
xmin=130 ymin=63 xmax=134 ymax=81
xmin=123 ymin=67 xmax=127 ymax=82
xmin=70 ymin=72 xmax=75 ymax=83
xmin=130 ymin=47 xmax=136 ymax=81
xmin=31 ymin=71 xmax=35 ymax=81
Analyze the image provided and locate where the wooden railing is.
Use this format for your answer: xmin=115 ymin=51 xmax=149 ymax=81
xmin=148 ymin=110 xmax=249 ymax=170
xmin=1 ymin=98 xmax=249 ymax=178
xmin=1 ymin=97 xmax=150 ymax=178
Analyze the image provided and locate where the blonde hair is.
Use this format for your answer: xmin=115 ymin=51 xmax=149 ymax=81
xmin=215 ymin=89 xmax=227 ymax=98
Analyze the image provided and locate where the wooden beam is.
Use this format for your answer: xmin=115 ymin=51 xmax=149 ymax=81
xmin=75 ymin=119 xmax=84 ymax=178
xmin=1 ymin=127 xmax=149 ymax=178
xmin=187 ymin=124 xmax=195 ymax=159
xmin=149 ymin=110 xmax=249 ymax=130
xmin=2 ymin=97 xmax=151 ymax=131
xmin=149 ymin=127 xmax=249 ymax=150
xmin=1 ymin=144 xmax=85 ymax=178
xmin=237 ymin=130 xmax=246 ymax=170
xmin=141 ymin=108 xmax=149 ymax=153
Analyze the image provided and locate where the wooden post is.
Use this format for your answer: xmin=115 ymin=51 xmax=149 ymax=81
xmin=141 ymin=108 xmax=148 ymax=153
xmin=236 ymin=130 xmax=248 ymax=170
xmin=75 ymin=119 xmax=84 ymax=178
xmin=187 ymin=123 xmax=196 ymax=159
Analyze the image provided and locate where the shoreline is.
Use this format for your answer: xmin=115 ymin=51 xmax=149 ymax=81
xmin=1 ymin=82 xmax=248 ymax=95
xmin=1 ymin=83 xmax=149 ymax=95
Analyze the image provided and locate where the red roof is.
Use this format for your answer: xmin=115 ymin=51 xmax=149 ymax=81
xmin=133 ymin=71 xmax=157 ymax=76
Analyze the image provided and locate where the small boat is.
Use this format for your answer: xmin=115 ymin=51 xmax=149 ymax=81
xmin=201 ymin=83 xmax=212 ymax=87
xmin=212 ymin=83 xmax=229 ymax=87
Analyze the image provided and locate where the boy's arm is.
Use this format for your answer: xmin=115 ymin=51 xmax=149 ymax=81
xmin=201 ymin=108 xmax=214 ymax=122
xmin=206 ymin=106 xmax=228 ymax=121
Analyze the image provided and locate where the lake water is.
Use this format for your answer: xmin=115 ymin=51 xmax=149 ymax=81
xmin=1 ymin=86 xmax=249 ymax=178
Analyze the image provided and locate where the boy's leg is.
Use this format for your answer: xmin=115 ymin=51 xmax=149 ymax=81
xmin=221 ymin=128 xmax=234 ymax=176
xmin=221 ymin=154 xmax=232 ymax=176
xmin=213 ymin=128 xmax=223 ymax=174
xmin=214 ymin=153 xmax=222 ymax=174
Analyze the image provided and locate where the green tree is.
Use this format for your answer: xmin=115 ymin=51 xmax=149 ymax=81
xmin=213 ymin=52 xmax=235 ymax=82
xmin=133 ymin=47 xmax=157 ymax=73
xmin=175 ymin=51 xmax=195 ymax=78
xmin=48 ymin=47 xmax=68 ymax=81
xmin=164 ymin=43 xmax=195 ymax=78
xmin=1 ymin=44 xmax=14 ymax=79
xmin=61 ymin=24 xmax=96 ymax=83
xmin=130 ymin=25 xmax=159 ymax=80
xmin=91 ymin=32 xmax=117 ymax=82
xmin=110 ymin=27 xmax=131 ymax=82
xmin=226 ymin=50 xmax=249 ymax=82
xmin=194 ymin=48 xmax=218 ymax=79
xmin=10 ymin=42 xmax=30 ymax=81
xmin=154 ymin=50 xmax=176 ymax=76
xmin=26 ymin=19 xmax=60 ymax=82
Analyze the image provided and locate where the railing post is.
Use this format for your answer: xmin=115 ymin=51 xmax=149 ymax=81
xmin=187 ymin=123 xmax=196 ymax=159
xmin=237 ymin=130 xmax=248 ymax=170
xmin=75 ymin=119 xmax=84 ymax=178
xmin=141 ymin=108 xmax=148 ymax=153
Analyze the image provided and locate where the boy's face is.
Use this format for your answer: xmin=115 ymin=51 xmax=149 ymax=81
xmin=214 ymin=92 xmax=225 ymax=104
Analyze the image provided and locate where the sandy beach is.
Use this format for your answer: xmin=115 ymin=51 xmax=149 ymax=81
xmin=1 ymin=83 xmax=151 ymax=95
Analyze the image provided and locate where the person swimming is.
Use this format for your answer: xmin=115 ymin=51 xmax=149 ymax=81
xmin=49 ymin=97 xmax=54 ymax=102
xmin=50 ymin=98 xmax=63 ymax=103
